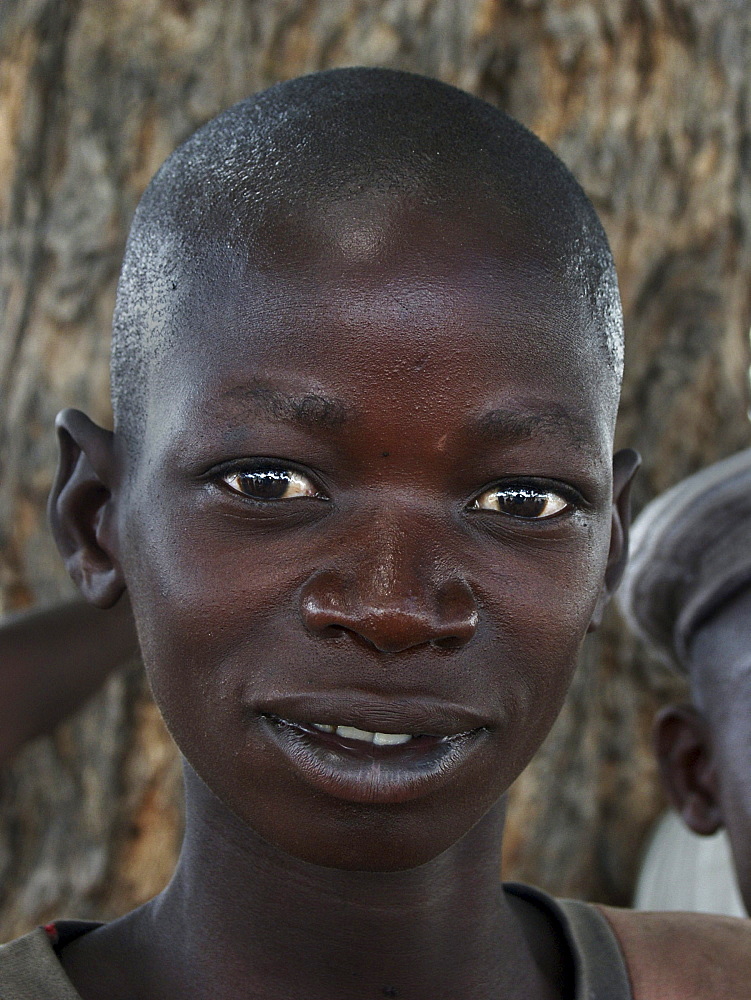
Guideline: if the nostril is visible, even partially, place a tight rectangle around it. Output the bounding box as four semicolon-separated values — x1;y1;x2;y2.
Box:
432;586;479;650
432;635;467;651
318;623;347;641
300;570;351;637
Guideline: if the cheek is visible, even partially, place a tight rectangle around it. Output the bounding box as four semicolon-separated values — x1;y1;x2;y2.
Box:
714;726;751;911
118;495;316;742
459;539;606;780
470;523;607;662
719;781;751;915
122;503;306;645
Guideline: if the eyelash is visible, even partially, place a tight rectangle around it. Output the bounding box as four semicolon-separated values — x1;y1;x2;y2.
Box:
213;461;581;523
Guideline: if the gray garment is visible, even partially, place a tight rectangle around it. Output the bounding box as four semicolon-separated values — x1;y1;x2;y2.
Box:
0;886;632;1000
0;927;83;1000
507;883;632;999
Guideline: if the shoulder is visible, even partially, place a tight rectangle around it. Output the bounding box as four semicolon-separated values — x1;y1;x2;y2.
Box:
0;926;85;1000
596;904;751;999
507;883;633;998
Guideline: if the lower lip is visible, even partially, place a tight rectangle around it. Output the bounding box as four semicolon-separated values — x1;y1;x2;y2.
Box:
261;715;486;805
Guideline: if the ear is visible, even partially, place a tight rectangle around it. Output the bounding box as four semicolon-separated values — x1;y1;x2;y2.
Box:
48;408;125;608
654;704;723;836
588;447;641;631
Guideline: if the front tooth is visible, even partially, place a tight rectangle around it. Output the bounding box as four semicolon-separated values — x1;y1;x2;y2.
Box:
313;723;335;733
373;732;412;746
336;725;375;743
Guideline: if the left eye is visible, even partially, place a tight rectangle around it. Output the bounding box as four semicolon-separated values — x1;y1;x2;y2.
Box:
471;485;571;520
222;466;321;501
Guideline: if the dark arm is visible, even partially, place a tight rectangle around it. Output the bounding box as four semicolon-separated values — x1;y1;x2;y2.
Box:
0;596;139;765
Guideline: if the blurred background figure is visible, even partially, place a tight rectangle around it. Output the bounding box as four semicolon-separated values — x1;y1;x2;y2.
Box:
620;447;751;917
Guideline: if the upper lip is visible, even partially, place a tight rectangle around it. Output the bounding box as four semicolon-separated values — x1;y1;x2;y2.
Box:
255;692;490;736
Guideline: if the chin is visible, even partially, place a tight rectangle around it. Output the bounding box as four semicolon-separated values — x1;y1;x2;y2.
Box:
183;737;506;873
249;790;504;874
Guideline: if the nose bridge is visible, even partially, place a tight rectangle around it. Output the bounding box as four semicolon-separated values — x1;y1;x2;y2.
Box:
362;505;424;604
345;500;453;614
300;502;478;652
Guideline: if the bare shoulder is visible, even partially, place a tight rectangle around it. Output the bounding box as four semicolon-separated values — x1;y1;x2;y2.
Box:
597;905;751;1000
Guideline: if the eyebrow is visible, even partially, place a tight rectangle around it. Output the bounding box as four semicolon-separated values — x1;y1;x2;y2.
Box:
473;406;594;449
217;384;351;429
214;387;595;448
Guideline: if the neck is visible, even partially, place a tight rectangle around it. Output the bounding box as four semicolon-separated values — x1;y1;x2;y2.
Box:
132;766;557;1000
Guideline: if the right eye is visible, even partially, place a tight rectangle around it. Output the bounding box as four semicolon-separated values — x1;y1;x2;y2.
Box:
221;465;322;501
471;484;571;520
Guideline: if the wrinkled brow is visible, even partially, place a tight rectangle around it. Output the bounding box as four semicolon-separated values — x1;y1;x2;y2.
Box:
474;406;595;450
217;384;350;428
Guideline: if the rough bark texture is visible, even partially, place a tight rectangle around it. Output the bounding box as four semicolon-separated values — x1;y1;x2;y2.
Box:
1;0;749;934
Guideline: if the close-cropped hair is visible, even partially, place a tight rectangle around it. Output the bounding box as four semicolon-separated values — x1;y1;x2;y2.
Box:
111;67;624;447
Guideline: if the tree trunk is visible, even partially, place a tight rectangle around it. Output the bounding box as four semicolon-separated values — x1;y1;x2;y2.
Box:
1;0;749;933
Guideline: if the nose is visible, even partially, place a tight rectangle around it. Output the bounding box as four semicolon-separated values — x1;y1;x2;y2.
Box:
300;518;478;654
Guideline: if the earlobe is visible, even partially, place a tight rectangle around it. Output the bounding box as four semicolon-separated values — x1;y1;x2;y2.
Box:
48;408;126;608
588;447;641;631
654;704;723;836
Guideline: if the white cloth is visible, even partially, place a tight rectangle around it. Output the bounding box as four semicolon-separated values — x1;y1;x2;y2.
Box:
633;810;745;917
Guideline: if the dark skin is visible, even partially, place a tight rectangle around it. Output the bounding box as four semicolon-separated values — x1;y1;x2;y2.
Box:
50;199;638;1000
654;584;751;915
0;595;137;765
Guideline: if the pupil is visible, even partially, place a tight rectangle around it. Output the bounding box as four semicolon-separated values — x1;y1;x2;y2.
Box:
499;489;546;518
240;469;290;499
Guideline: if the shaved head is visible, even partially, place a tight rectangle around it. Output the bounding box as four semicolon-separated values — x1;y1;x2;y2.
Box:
112;67;623;444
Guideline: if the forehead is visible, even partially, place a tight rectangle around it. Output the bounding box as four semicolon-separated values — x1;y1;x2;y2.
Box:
141;199;616;464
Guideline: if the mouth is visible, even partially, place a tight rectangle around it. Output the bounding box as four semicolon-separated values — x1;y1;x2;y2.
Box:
257;697;490;805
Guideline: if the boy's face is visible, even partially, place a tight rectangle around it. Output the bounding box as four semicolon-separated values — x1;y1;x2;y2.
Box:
84;201;629;869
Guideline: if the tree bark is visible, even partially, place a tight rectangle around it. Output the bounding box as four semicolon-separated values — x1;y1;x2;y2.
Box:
1;0;749;932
